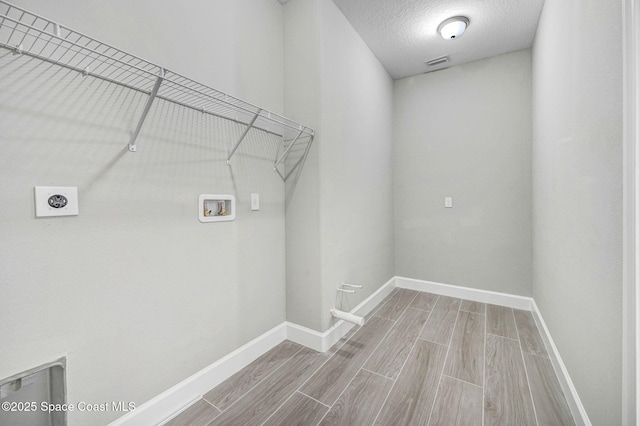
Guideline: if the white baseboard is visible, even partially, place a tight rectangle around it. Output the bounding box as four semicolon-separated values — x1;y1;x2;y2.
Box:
395;276;533;310
109;277;396;425
109;323;287;426
286;276;396;352
395;276;589;425
110;276;589;426
531;300;591;426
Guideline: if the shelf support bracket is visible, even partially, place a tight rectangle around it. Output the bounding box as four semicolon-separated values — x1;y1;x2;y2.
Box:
226;110;261;165
129;67;165;152
283;135;314;181
273;129;303;172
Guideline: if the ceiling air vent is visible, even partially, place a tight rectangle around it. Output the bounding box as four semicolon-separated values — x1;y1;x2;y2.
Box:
425;55;449;67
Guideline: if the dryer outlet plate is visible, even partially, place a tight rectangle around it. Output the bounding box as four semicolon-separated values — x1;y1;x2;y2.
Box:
34;186;79;217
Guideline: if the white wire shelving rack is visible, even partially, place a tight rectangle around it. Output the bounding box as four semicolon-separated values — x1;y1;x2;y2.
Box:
0;0;314;181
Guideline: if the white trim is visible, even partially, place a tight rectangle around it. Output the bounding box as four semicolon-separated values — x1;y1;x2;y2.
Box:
531;301;591;426
395;276;589;424
109;277;591;426
108;323;287;426
108;277;397;425
623;0;639;424
285;321;332;352
395;276;533;310
286;276;397;352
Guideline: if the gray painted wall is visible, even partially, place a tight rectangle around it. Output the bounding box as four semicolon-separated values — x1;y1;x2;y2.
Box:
283;0;324;332
317;0;395;331
284;0;395;332
394;49;533;296
532;0;623;424
0;1;286;424
1;0;625;424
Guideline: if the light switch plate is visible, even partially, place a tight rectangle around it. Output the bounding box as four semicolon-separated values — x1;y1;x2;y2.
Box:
444;197;453;208
251;193;260;211
34;186;79;217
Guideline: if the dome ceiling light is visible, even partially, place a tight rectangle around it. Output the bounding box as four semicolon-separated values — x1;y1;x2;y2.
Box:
438;16;469;39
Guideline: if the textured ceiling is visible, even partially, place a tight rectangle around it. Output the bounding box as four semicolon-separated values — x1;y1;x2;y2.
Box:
331;0;545;79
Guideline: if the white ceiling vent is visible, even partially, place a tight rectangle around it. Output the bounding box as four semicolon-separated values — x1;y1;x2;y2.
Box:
425;55;450;67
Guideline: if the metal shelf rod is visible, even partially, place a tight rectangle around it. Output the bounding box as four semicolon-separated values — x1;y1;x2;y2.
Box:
0;14;163;79
226;110;261;165
129;68;164;152
1;42;293;139
1;11;315;137
283;137;314;181
0;0;315;181
274;129;303;170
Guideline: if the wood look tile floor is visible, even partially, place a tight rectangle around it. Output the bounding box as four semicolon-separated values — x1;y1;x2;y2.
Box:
163;289;575;426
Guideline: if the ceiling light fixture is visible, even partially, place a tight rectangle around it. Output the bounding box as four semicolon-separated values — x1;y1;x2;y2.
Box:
438;16;469;40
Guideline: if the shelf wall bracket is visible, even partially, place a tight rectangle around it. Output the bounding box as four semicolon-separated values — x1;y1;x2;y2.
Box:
129;67;165;152
273;128;303;172
283;134;314;181
226;109;261;165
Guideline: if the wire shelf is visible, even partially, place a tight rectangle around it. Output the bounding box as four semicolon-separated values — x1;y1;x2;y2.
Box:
0;0;314;179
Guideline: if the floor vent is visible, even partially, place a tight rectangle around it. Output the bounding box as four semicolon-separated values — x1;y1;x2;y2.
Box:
0;358;66;426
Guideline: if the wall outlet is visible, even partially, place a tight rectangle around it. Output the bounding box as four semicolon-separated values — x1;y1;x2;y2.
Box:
444;197;453;208
34;186;79;217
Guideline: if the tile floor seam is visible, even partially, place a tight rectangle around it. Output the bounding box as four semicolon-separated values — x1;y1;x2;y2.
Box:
416;295;437;338
486;331;519;341
425;302;460;426
374;289;419;322
408;305;432;313
524;352;576;409
368;291;396;319
482;305;487;426
357;318;400;377
327;325;360;356
369;374;397;425
344;293;418;425
442;374;484;389
292;352;333;398
416;336;450;347
458;386;468;425
459;303;486;315
512;310;541;426
361;367;396;382
295;390;332;408
316;365;365;424
205;345;306;414
373;314;397;321
161;397;202;426
202;398;222;413
406;306;433;314
259;387;298;426
523;351;551;361
521;353;577;425
522;349;551;359
370;295;437;426
359;293;419;374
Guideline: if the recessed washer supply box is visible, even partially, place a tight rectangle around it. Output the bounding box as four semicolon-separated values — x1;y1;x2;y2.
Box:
199;194;235;222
